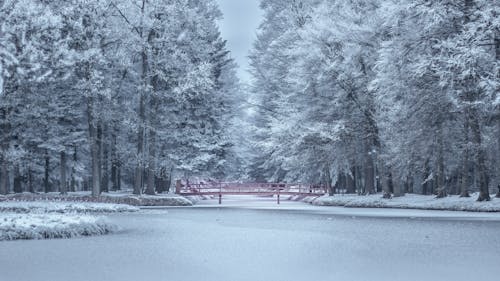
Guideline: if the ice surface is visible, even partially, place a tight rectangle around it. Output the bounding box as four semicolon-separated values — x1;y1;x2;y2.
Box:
1;196;499;281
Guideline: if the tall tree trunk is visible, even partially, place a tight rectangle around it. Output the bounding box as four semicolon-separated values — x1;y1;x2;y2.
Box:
88;97;100;197
460;120;470;197
422;158;431;195
145;91;157;195
101;126;109;193
60;150;67;195
13;164;22;193
145;129;156;195
27;165;34;193
470;110;490;201
134;63;147;195
436;125;447;198
97;122;103;193
134;0;148;196
380;165;391;199
44;150;50;193
117;163;121;191
0;155;8;195
364;140;375;194
111;128;119;191
70;146;77;192
324;166;334;196
346;166;356;194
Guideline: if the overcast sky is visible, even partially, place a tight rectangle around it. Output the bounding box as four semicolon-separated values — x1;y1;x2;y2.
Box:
215;0;262;83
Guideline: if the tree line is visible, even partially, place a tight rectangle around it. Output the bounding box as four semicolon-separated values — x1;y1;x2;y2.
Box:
0;0;241;196
247;0;499;200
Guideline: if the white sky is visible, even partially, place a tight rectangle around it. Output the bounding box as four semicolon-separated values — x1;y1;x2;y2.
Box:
215;0;262;83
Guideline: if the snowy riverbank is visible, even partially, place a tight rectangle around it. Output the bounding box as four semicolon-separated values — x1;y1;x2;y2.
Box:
0;201;137;241
308;193;500;212
0;201;139;213
0;191;193;207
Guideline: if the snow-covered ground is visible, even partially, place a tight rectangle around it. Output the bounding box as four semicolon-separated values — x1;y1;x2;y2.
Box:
310;193;500;212
0;201;136;241
0;201;139;213
1;191;193;206
1;198;499;281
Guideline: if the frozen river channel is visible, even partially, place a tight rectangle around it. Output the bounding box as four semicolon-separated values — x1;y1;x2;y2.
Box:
1;196;500;281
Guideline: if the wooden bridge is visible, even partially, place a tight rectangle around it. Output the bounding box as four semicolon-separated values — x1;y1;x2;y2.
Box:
175;182;327;204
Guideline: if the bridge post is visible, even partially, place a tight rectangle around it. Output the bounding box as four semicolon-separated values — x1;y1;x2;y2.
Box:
277;188;280;205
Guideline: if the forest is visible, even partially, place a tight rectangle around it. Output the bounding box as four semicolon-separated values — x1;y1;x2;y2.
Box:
1;0;499;201
0;0;242;196
246;0;499;201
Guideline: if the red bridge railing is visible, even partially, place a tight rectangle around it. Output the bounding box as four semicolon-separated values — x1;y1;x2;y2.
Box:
175;181;327;204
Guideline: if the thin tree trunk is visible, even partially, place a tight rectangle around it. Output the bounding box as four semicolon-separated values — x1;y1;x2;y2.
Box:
13;163;22;193
346;166;356;194
88;97;100;197
44;150;50;193
117;163;121;190
325;166;334;196
111;129;119;191
436;125;447;198
166;166;173;193
145;130;156;195
421;158;431;195
145;95;157;195
70;146;77;192
134;0;148;196
97;122;103;193
379;165;391;199
0;155;8;195
27;165;34;193
364;140;375;194
60;150;67;195
470;111;490;201
101;126;109;193
460;120;470;197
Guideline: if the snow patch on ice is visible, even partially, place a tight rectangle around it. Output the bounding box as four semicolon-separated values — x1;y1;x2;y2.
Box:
312;193;500;212
0;201;139;214
3;191;193;207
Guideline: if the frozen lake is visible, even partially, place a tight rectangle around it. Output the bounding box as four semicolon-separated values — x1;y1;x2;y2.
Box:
1;196;500;281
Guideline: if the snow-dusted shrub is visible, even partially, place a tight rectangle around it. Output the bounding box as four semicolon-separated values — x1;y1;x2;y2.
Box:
0;214;117;241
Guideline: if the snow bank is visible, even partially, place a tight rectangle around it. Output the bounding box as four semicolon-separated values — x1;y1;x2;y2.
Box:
0;214;116;241
5;192;193;207
0;201;139;214
311;193;500;212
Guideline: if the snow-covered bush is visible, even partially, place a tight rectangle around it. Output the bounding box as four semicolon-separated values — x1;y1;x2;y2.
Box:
0;214;116;241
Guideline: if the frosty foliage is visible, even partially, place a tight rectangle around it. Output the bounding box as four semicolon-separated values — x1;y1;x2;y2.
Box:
247;0;499;200
0;0;243;196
